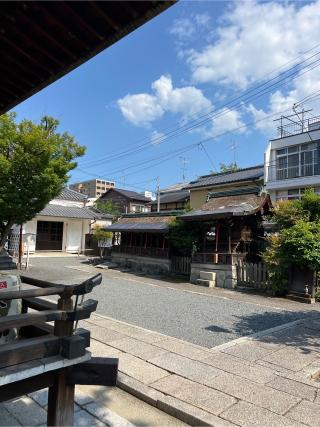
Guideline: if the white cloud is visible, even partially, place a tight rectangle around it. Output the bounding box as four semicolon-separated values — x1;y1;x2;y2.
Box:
211;108;246;135
150;130;165;146
188;1;320;89
248;67;320;135
169;13;210;40
118;75;211;127
117;93;164;127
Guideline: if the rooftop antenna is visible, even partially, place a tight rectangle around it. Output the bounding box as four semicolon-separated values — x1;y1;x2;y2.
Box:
228;141;238;164
179;156;189;181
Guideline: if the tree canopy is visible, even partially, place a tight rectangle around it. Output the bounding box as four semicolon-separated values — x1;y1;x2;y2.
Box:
219;162;240;173
262;189;320;292
93;200;121;220
0;112;85;248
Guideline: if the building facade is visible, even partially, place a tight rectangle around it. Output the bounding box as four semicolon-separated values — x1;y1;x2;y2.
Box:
265;115;320;201
185;165;264;209
150;188;189;212
9;189;112;254
99;188;151;214
70;179;115;198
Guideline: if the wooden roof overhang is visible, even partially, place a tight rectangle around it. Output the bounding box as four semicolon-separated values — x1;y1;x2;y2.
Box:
181;195;272;222
0;1;175;114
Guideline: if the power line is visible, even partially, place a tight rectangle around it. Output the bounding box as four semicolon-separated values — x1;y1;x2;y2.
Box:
78;46;320;168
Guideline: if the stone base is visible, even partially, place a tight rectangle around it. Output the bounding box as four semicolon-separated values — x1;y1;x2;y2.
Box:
286;294;315;304
191;263;237;289
196;278;215;288
0;252;17;270
112;252;171;276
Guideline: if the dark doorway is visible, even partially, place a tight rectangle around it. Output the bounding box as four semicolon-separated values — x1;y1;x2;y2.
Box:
36;221;63;251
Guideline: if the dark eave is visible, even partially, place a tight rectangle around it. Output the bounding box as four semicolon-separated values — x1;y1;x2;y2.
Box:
0;1;175;114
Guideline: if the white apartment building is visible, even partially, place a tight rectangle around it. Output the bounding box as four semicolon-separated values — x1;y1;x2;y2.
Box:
265;114;320;201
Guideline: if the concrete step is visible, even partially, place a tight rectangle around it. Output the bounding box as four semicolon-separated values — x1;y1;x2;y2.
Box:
196;278;215;288
199;271;216;281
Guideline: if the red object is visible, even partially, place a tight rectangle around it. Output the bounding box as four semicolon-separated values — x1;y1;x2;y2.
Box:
0;281;8;289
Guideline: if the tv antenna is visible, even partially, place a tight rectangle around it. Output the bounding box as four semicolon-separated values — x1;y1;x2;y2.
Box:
179;156;189;181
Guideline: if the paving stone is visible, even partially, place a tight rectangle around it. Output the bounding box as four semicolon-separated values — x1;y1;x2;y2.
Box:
220;400;305;427
222;342;274;362
3;396;47;426
157;395;236;427
286;399;320;426
211;371;300;415
267;376;317;401
256;360;296;376
118;353;169;384
75;386;95;406
74;409;107;426
152;374;237;416
148;352;222;387
203;352;276;384
0;404;21;426
88;325;127;344
85;402;135;427
29;389;48;407
153;338;212;361
117;373;165;406
109;337;168;360
262;347;320;372
90;340;123;358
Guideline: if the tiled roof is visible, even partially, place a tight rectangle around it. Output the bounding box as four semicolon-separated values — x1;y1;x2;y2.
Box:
150;190;189;205
160;183;186;193
56;188;87;202
106;213;175;233
38;204;107;220
181;194;271;221
185;165;264;189
101;188;151;202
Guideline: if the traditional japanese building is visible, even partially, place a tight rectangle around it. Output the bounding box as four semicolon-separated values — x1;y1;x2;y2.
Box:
106;211;180;274
181;190;272;287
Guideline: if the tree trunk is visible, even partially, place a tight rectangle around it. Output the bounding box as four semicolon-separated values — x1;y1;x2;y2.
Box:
0;220;14;252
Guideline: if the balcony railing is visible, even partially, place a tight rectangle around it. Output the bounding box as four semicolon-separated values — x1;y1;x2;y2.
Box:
112;245;169;259
192;252;247;265
277;115;320;138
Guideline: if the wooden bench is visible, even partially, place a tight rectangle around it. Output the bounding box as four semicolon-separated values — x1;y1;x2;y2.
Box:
0;273;118;426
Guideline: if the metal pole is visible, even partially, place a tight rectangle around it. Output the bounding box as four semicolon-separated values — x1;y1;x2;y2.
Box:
157;177;160;213
18;224;23;270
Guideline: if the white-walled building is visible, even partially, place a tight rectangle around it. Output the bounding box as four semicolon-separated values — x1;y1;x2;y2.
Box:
10;188;112;254
265;114;320;201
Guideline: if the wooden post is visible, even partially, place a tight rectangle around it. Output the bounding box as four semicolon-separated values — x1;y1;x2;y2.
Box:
18;224;23;269
214;225;220;263
48;288;75;426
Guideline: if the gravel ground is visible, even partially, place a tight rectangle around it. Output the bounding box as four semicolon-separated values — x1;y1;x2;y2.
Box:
22;256;320;348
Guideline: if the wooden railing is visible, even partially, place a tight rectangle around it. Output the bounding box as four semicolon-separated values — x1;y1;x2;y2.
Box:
113;245;169;259
192;252;247;265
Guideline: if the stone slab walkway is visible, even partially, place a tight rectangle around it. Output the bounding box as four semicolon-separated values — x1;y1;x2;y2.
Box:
82;313;320;427
2;312;320;426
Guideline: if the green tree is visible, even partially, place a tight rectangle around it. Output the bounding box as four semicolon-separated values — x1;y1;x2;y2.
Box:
94;200;121;220
262;189;320;292
0;112;85;249
168;219;201;256
92;226;112;259
219;162;240;173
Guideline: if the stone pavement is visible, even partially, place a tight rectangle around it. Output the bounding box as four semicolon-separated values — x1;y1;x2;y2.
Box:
2;312;320;426
81;313;320;427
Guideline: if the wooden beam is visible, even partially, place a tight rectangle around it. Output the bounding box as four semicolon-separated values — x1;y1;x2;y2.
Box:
47;368;75;426
66;357;118;386
63;3;105;41
23;297;57;312
89;2;120;31
0;310;65;332
0;287;65;301
0;371;55;402
0;335;60;368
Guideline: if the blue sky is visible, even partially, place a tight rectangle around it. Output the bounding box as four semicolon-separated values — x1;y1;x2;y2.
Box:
13;0;320;194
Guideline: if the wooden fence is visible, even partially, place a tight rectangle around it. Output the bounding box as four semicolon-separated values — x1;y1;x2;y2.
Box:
171;256;191;276
236;262;270;290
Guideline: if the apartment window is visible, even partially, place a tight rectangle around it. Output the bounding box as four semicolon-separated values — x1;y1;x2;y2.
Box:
275;141;320;180
276;187;320;200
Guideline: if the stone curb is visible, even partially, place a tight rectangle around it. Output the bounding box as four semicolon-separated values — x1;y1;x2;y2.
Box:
117;373;226;426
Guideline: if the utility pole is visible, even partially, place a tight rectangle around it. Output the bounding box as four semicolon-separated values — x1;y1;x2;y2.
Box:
156;177;160;213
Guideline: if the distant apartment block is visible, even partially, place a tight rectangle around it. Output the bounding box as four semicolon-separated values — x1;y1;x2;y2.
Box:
265;112;320;201
70;179;115;198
